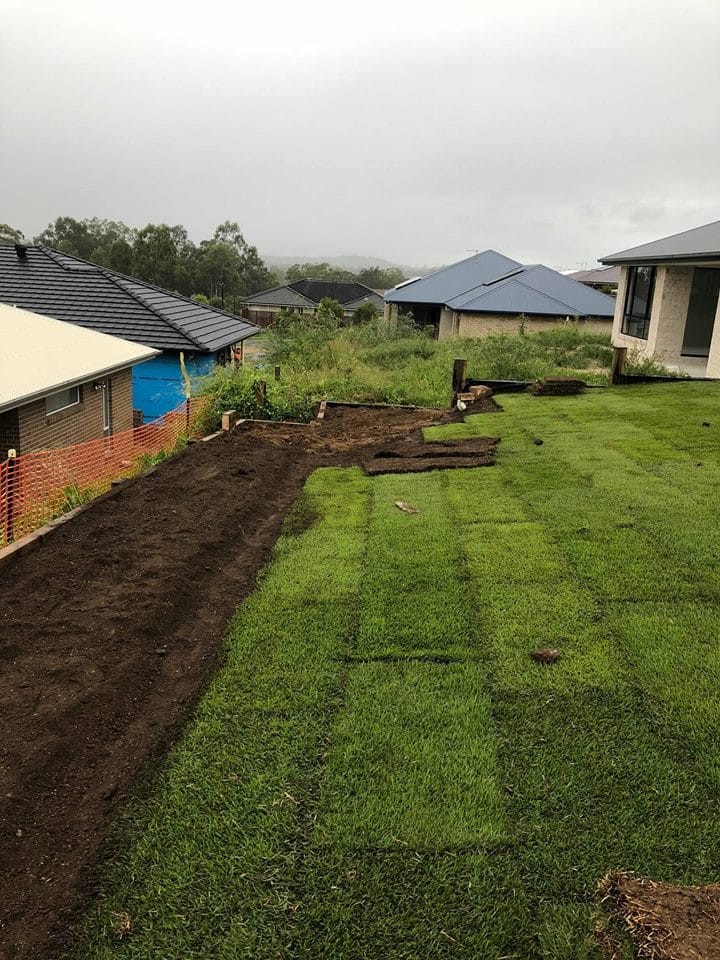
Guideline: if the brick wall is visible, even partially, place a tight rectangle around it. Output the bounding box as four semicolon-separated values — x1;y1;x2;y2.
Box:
454;313;613;339
0;409;20;459
11;368;135;456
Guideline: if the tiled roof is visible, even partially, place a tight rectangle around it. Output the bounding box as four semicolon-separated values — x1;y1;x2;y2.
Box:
243;278;381;307
0;244;259;352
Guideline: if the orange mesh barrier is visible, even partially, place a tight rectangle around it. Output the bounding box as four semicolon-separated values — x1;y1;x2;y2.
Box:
0;397;209;548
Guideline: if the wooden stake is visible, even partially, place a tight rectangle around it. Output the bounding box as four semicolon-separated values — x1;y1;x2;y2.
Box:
610;346;627;384
451;358;468;408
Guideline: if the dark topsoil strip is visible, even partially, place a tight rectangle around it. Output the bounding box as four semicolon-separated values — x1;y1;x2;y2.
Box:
0;404;486;960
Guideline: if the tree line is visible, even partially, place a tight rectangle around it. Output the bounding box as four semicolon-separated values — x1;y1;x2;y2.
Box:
0;218;407;312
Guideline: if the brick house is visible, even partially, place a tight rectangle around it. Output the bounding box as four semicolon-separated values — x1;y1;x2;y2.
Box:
241;279;385;327
600;221;720;377
383;250;616;339
0;243;259;422
0;303;158;458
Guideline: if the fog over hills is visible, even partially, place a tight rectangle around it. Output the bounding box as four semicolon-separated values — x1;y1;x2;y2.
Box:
262;254;434;277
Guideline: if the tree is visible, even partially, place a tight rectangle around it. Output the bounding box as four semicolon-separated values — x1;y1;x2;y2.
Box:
315;297;344;330
357;265;406;288
285;262;356;282
131;223;198;294
199;221;274;299
0;223;24;243
352;300;380;324
35;216;134;263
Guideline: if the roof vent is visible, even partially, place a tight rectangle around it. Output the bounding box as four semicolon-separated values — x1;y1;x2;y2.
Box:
14;243;28;260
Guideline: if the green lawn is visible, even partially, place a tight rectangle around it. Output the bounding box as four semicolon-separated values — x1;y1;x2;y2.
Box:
75;383;720;959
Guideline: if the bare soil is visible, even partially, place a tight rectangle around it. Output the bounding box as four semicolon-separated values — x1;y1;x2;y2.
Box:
597;871;720;959
363;436;499;475
0;403;496;960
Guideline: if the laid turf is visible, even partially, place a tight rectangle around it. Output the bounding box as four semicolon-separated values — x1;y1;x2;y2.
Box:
75;382;720;959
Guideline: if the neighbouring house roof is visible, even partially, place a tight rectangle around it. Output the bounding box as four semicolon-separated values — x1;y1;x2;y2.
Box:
243;278;385;310
384;250;521;305
0;244;259;352
601;221;720;265
0;302;159;415
567;266;621;285
385;250;616;317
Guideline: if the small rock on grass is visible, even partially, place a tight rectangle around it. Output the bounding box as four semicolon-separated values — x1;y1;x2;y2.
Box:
531;648;561;664
395;501;421;514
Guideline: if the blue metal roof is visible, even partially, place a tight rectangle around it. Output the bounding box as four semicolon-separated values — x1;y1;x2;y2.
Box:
384;250;521;305
385;251;616;317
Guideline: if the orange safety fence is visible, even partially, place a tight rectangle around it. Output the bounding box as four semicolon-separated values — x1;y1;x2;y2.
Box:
0;397;209;548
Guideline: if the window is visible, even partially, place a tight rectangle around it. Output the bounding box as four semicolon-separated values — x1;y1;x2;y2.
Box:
622;266;656;339
46;385;80;415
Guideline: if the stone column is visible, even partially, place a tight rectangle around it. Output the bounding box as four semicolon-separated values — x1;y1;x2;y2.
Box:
646;265;694;365
704;294;720;378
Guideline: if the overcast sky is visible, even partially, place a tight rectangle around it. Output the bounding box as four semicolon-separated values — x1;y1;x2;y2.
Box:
2;0;719;270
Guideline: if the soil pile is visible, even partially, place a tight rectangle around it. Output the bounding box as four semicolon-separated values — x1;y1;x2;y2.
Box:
597;870;720;959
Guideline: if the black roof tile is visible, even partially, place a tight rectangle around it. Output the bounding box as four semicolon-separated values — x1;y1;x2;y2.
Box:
0;244;259;352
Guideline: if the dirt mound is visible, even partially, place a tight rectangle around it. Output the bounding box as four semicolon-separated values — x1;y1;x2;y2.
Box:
531;376;586;396
0;402;489;960
363;436;499;475
597;871;720;959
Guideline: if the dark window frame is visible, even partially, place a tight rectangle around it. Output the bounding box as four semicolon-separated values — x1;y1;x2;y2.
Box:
621;265;656;340
45;384;81;415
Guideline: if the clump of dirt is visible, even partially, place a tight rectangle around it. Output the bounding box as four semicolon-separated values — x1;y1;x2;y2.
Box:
531;377;586;396
0;401;490;960
596;870;720;959
364;436;499;475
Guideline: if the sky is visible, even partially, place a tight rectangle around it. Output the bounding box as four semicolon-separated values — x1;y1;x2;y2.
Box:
1;0;719;271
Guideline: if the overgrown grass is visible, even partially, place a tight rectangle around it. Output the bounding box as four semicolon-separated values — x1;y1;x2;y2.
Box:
198;321;667;425
74;382;720;959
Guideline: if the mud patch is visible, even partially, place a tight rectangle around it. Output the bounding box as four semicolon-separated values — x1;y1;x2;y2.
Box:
597;870;720;959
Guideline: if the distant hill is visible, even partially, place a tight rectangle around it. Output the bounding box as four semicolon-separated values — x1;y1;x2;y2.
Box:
262;253;433;277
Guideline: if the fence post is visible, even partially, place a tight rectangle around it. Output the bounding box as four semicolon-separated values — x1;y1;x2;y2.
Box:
610;346;627;385
274;365;281;382
254;380;267;419
451;358;468;408
6;448;17;544
185;398;191;434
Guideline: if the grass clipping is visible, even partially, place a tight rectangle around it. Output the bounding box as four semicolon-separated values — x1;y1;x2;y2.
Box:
596;870;720;959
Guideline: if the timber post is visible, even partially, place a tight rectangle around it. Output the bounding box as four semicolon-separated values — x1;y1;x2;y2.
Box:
451;358;468;408
610;346;628;385
6;449;17;544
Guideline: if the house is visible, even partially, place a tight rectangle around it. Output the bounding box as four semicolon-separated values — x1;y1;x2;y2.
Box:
566;266;621;292
601;221;720;377
241;279;385;326
0;243;260;422
0;302;158;458
384;251;616;339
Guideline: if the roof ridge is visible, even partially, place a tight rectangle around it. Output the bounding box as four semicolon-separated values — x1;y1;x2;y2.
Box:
37;244;256;348
103;272;204;349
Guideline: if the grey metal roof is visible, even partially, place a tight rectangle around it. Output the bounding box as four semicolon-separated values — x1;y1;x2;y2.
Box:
601;220;720;265
0;244;259;352
243;284;317;308
386;251;615;317
343;292;385;312
385;250;521;305
567;266;621;284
